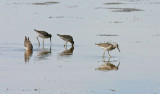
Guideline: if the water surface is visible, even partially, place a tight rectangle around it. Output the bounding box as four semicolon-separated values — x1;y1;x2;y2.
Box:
0;0;160;94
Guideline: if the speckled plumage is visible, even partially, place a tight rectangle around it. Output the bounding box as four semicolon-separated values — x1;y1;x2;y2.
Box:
96;42;120;57
34;29;52;46
24;36;33;51
57;34;74;46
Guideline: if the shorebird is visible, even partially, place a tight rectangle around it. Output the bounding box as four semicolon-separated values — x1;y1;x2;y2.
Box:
34;29;52;46
57;34;74;47
24;36;33;51
96;42;120;57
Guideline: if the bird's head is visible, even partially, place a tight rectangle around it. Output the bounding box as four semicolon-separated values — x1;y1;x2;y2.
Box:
71;40;74;47
49;34;52;43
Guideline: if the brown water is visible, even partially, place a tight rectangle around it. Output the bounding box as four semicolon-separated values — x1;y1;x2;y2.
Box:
0;0;160;94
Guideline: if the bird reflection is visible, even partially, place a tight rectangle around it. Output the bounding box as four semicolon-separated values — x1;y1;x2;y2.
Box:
96;57;120;71
59;46;74;56
24;50;33;63
35;46;52;61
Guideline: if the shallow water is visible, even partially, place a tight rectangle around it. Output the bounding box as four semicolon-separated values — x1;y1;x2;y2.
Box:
0;0;160;94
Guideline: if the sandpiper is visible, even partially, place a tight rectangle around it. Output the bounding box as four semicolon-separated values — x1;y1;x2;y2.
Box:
57;34;74;47
96;42;120;57
34;29;52;46
24;36;33;50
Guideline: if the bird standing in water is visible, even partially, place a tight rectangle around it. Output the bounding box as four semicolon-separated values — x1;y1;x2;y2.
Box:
34;29;52;46
24;36;33;51
96;42;120;57
57;34;74;47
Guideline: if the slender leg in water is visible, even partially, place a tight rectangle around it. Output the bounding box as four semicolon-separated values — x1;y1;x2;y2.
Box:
42;39;44;47
103;50;107;58
37;36;40;46
64;42;67;47
108;51;112;57
107;57;111;62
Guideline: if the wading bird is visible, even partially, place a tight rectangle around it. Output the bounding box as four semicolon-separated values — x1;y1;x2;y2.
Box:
57;34;74;47
96;42;120;57
34;29;52;46
24;36;33;51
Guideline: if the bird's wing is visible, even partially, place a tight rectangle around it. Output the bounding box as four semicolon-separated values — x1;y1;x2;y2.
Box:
38;31;49;36
34;29;48;36
58;35;73;40
96;43;111;47
65;35;73;40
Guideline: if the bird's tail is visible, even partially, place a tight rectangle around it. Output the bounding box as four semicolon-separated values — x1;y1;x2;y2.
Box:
95;43;100;46
57;34;61;36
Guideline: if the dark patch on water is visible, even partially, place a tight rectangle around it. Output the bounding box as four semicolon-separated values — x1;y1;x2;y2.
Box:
105;2;160;5
149;2;160;4
104;2;124;5
109;21;122;23
66;5;78;8
12;2;59;5
54;16;65;18
32;1;59;5
95;7;106;9
152;34;160;37
128;0;141;2
108;8;143;12
48;16;83;20
129;41;142;43
96;34;119;36
109;89;116;92
13;3;23;5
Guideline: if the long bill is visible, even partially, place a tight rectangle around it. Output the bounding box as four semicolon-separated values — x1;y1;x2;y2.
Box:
117;47;120;52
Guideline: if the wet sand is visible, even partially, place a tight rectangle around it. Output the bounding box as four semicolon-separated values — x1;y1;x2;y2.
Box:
0;0;160;94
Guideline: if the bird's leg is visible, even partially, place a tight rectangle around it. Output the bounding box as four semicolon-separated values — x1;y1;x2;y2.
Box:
117;62;120;68
50;43;52;48
42;40;44;48
65;45;67;50
50;38;52;47
37;36;40;47
108;51;112;58
42;39;44;47
102;55;105;62
49;46;52;53
64;42;67;47
42;44;44;49
103;50;107;58
108;57;111;62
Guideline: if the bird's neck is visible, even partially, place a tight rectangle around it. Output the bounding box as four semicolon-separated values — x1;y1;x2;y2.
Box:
112;44;117;49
